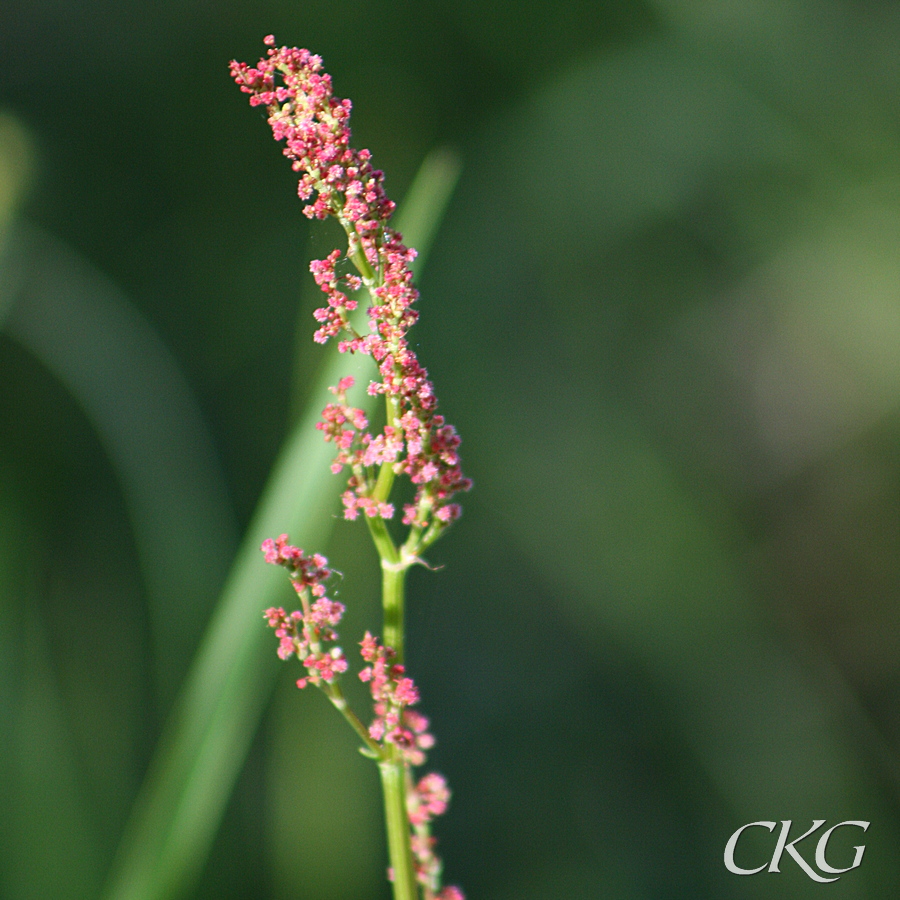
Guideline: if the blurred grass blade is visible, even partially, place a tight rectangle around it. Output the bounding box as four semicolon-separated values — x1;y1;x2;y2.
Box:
101;147;461;900
0;109;34;304
1;223;239;705
399;146;461;279
0;495;105;900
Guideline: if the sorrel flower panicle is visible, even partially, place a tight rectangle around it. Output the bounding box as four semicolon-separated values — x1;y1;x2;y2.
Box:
231;37;470;553
232;36;469;900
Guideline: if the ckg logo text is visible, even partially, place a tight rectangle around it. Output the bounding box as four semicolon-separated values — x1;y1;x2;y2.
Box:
724;820;870;883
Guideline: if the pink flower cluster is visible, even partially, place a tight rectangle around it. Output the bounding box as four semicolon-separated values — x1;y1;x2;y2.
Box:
261;537;462;897
261;533;330;596
408;773;464;898
358;631;435;766
231;37;471;533
408;772;450;828
262;535;347;688
317;376;398;520
358;636;461;899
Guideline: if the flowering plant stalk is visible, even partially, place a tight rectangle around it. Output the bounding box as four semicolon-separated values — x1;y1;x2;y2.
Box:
231;37;470;900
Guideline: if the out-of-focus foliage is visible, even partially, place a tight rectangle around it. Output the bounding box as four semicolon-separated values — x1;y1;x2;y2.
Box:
2;1;900;899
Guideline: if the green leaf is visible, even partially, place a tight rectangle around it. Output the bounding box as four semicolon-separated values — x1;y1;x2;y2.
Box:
1;224;239;705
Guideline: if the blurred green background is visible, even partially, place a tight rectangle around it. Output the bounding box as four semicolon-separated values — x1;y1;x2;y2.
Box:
3;0;900;898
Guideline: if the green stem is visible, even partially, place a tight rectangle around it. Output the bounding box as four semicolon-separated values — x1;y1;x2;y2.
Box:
349;241;377;283
372;496;415;900
381;560;407;664
323;684;382;757
379;753;419;900
365;515;399;567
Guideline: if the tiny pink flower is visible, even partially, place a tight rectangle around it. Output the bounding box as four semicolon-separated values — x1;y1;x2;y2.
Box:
438;888;465;900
